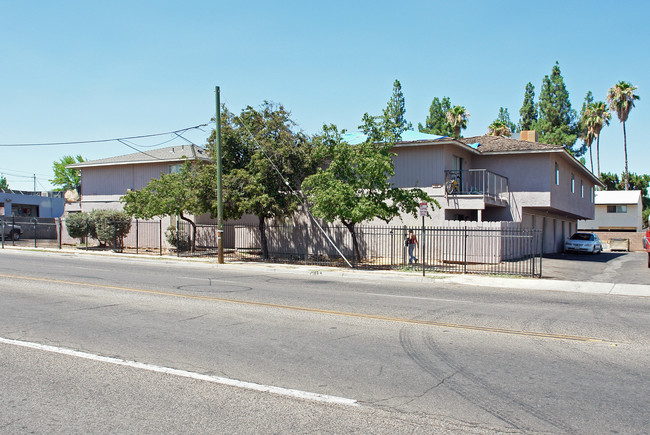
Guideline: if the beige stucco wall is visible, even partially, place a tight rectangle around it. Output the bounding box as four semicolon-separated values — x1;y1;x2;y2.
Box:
81;163;170;197
548;154;596;220
391;144;446;188
578;202;643;231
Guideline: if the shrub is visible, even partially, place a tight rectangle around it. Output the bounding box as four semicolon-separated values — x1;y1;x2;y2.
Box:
90;209;132;249
165;224;190;251
65;212;93;241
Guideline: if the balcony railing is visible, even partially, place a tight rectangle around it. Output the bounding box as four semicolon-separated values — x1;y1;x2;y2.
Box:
444;169;509;200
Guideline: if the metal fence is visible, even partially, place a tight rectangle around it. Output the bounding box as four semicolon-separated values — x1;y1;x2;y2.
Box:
1;216;60;249
174;222;543;277
1;217;543;277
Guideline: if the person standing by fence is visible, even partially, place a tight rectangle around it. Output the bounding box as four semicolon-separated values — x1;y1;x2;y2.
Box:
406;229;418;264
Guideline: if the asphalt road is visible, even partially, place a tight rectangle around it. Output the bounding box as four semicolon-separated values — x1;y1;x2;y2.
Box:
542;251;649;284
1;250;648;434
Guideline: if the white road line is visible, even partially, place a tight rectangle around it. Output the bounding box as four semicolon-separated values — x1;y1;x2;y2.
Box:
0;336;358;407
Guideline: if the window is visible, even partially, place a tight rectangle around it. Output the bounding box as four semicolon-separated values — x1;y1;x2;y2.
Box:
169;164;181;174
555;162;560;185
581;181;584;198
591;187;594;203
607;205;627;213
571;174;575;193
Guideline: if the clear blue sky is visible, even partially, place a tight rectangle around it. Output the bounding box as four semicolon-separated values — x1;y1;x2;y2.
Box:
1;0;648;190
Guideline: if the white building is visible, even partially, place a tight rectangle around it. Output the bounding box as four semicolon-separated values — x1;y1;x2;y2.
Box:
578;190;643;232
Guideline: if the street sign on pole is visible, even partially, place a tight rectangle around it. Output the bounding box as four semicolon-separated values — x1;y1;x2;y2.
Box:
419;202;428;217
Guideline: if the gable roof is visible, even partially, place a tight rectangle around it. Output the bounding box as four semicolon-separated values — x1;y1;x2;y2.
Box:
459;134;603;187
67;145;211;169
459;135;563;153
342;130;447;145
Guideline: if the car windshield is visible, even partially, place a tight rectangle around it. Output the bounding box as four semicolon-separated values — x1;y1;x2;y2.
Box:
570;233;593;241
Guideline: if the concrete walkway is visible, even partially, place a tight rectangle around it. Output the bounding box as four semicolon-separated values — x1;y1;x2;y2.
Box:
2;245;649;298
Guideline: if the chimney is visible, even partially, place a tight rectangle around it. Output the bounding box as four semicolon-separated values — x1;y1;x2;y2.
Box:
520;130;538;142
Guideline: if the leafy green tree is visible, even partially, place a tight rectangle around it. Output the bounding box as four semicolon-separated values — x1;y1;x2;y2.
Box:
50;155;85;191
518;82;537;131
205;102;315;259
599;172;620;190
418;96;454;136
607;81;640;190
122;161;204;251
0;176;8;190
534;62;577;151
487;119;511;137
601;172;649;194
446;106;470;139
382;80;412;138
302;119;437;264
601;171;650;227
497;107;516;133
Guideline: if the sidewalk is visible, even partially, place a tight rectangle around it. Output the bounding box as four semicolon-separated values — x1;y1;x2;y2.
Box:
3;245;650;298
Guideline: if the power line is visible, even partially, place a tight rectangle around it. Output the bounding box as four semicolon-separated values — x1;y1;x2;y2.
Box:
0;167;50;178
0;124;208;147
233;111;353;268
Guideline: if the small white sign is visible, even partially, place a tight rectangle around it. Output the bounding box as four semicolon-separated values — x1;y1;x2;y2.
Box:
419;202;428;217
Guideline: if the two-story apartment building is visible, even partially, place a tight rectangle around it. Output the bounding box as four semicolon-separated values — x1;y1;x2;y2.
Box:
66;144;211;214
345;130;602;253
68;132;601;254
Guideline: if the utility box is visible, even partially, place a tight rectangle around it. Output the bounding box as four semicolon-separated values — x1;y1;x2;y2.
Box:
609;238;630;252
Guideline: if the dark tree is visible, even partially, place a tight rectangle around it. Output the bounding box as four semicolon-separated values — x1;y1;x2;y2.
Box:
205;102;316;259
418;96;454;136
518;82;537;131
534;62;578;150
497;107;517;133
383;80;412;138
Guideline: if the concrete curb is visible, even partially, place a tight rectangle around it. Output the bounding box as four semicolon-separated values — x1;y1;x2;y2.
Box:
3;245;649;298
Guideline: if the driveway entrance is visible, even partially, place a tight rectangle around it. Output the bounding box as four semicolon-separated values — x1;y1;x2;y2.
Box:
542;252;648;285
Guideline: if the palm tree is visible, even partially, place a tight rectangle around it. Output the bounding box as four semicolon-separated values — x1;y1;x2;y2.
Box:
588;101;611;178
607;81;640;190
584;126;595;173
580;104;596;173
487;119;511;137
446;106;470;139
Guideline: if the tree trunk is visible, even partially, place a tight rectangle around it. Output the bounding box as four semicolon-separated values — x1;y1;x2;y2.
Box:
596;134;601;179
589;145;594;174
343;221;360;265
258;216;269;260
623;122;629;190
180;213;196;252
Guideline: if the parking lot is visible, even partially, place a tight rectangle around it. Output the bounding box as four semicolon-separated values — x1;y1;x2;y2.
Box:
542;251;649;285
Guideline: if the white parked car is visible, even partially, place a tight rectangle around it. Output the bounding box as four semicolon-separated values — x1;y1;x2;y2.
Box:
564;232;602;255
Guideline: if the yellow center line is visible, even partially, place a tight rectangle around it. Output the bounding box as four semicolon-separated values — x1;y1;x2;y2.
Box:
0;273;609;343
